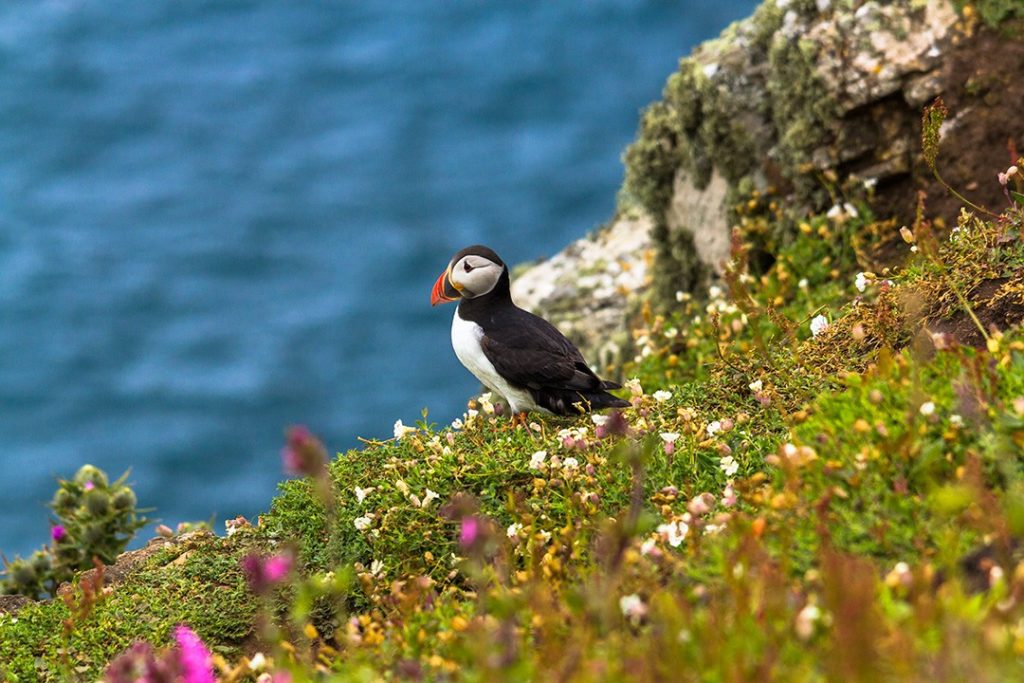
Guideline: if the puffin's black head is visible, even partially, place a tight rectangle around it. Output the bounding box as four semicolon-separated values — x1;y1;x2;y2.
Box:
431;245;507;306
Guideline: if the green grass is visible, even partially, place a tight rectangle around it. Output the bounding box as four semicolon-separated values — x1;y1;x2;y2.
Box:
0;532;259;681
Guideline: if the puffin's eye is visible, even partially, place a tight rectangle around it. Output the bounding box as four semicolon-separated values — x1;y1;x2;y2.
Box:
464;262;474;272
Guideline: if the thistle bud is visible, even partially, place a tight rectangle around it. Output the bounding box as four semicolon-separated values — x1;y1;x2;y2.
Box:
85;489;111;516
30;550;52;575
10;560;37;586
74;465;108;488
112;488;137;511
51;487;78;512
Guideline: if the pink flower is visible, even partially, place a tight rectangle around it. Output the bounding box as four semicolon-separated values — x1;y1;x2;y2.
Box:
174;625;214;683
83;481;95;491
687;493;714;516
459;517;480;547
51;525;67;543
241;552;293;594
263;554;292;582
722;484;737;507
281;425;327;477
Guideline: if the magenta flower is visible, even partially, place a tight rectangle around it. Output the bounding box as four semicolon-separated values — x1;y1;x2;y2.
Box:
241;552;293;594
83;481;95;491
459;516;480;547
174;625;214;683
281;425;327;477
51;525;67;543
263;554;292;582
281;445;302;474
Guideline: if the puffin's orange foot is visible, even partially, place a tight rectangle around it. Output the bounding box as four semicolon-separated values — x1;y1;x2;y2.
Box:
511;411;529;428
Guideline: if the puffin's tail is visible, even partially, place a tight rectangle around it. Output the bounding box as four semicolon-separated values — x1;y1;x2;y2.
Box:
532;387;629;415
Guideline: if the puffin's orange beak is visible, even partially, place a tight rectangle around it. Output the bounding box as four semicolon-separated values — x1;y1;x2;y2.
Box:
431;270;460;306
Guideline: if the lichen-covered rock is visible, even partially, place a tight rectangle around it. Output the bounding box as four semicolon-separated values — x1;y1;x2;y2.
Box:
621;0;1024;305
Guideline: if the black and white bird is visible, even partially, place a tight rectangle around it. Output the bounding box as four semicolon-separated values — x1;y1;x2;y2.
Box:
431;245;629;416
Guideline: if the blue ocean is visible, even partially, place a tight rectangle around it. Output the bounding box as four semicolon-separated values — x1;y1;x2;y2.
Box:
0;0;756;557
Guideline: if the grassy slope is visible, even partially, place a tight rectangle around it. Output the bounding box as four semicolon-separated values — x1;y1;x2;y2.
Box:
2;196;1024;680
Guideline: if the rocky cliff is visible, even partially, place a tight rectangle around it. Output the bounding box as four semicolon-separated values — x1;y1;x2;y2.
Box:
515;0;1024;367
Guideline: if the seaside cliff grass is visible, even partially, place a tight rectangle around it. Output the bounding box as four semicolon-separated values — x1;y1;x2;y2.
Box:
2;180;1024;678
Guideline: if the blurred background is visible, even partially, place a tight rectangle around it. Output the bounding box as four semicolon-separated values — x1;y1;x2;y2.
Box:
0;0;756;556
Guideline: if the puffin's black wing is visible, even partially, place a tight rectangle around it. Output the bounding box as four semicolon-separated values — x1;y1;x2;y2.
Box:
480;308;627;414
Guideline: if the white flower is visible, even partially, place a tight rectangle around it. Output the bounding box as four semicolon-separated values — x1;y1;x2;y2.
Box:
919;401;936;416
393;419;417;440
395;480;410;495
749;380;763;393
720;455;739;477
640;538;657;555
478;392;495;414
619;593;646;619
563;457;579;470
660;432;680;444
657;520;689;547
529;450;547;469
624;377;643;397
706;421;722;437
370;559;384;576
354;515;373;531
507;523;523;538
537;530;552;544
795;603;821;640
451;418;464;430
798;278;809;290
653;390;672;402
592;414;609;427
248;652;267;671
421;488;440;508
854;272;869;292
950;414;963;427
355;486;373;504
810;315;829;337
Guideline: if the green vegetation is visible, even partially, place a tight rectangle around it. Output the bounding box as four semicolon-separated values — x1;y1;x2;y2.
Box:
956;0;1024;28
1;465;148;600
3;174;1023;679
0;531;258;680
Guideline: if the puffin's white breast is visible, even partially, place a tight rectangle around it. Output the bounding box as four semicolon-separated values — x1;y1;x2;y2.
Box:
451;309;541;413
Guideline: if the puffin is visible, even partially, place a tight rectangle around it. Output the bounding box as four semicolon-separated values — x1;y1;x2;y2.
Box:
431;245;630;416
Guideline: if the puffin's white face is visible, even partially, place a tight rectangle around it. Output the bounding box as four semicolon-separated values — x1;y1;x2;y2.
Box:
447;254;503;298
